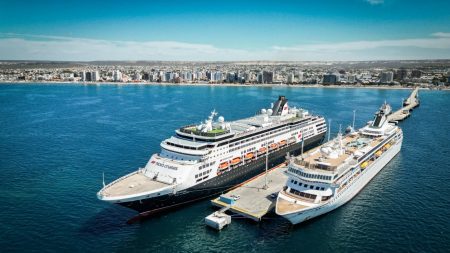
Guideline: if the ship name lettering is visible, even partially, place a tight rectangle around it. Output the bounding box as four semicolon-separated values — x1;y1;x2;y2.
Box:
156;162;178;170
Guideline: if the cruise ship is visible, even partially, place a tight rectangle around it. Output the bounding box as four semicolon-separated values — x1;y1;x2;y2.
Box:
276;104;402;225
97;96;327;214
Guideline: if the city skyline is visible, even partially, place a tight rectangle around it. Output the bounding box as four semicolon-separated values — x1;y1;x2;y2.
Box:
1;0;450;61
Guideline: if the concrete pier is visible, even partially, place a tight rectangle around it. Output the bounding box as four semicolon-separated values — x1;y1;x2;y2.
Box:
388;87;420;122
210;163;288;221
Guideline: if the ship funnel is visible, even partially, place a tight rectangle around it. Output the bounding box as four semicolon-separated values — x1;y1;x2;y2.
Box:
271;96;288;116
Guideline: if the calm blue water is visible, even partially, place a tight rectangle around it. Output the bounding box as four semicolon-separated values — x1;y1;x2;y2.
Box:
0;84;449;253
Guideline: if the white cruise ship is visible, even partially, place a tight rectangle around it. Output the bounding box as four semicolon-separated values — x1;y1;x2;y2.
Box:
276;104;402;225
97;96;327;215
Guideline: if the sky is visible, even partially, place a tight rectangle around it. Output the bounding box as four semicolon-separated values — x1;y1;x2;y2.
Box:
0;0;450;61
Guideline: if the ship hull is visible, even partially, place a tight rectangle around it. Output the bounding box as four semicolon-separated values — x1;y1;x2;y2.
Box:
119;132;326;215
280;137;402;225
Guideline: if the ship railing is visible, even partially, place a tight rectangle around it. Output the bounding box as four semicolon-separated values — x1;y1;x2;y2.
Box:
232;116;307;139
99;169;143;195
293;158;337;172
179;125;231;137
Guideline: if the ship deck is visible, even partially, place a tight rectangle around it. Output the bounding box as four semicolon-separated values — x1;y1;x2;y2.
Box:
295;133;385;170
101;172;169;197
275;197;309;214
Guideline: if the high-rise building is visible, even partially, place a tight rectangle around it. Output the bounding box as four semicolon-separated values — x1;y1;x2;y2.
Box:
185;72;193;81
160;73;166;82
226;72;236;83
196;71;203;80
394;69;408;80
322;73;339;84
297;71;304;82
214;71;222;82
133;73;141;81
91;71;100;81
85;72;92;81
243;72;251;82
262;71;274;83
411;70;422;78
287;73;295;84
347;75;356;83
257;73;263;83
380;71;394;83
113;70;122;82
80;71;86;81
165;72;173;82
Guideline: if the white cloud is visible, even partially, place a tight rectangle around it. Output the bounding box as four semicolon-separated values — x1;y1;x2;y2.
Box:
431;32;450;38
1;33;450;61
365;0;384;5
0;33;255;61
272;37;450;52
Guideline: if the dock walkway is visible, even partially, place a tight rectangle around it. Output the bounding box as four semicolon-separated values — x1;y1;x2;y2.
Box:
387;87;420;122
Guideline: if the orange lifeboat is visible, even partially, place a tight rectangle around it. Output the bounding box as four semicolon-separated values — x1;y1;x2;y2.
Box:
258;147;267;154
230;157;241;166
269;143;278;150
279;140;287;146
219;162;229;170
245;152;254;160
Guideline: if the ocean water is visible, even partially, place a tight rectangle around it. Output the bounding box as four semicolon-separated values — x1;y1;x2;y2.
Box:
0;84;449;253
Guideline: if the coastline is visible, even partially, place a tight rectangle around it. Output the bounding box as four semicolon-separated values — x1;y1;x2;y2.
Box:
0;80;448;90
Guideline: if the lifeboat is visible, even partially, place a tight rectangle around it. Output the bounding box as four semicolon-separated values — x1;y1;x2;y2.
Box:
279;140;287;146
245;152;254;160
230;157;241;166
219;162;229;170
288;137;296;144
269;143;278;150
375;150;383;157
258;147;267;154
384;143;391;149
361;161;369;169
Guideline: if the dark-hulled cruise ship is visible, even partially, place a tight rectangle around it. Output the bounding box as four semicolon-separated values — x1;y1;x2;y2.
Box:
97;96;327;215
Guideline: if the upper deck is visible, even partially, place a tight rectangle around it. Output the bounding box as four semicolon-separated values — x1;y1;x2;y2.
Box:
179;125;231;137
292;130;388;174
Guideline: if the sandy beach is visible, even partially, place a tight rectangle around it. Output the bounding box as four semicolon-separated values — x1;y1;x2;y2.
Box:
1;80;448;90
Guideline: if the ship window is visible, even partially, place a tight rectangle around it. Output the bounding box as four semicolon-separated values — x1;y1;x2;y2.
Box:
290;179;294;184
322;195;331;201
315;186;320;190
310;185;314;189
298;183;302;186
294;181;298;185
304;184;308;188
320;187;325;191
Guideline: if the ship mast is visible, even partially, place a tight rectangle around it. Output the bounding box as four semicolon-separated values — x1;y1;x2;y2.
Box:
263;141;269;190
352;110;356;129
327;119;332;142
